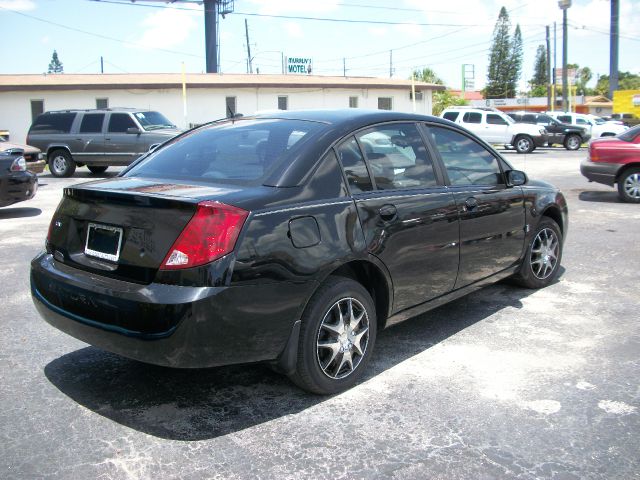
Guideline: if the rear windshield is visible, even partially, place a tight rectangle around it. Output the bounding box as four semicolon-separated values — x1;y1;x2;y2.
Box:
124;119;323;185
617;125;640;142
133;111;176;131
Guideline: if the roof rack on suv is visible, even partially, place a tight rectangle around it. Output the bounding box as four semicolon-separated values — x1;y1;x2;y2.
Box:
45;107;140;114
445;106;501;112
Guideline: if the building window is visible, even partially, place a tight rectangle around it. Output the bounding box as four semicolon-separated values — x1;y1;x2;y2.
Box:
409;91;423;100
225;96;237;117
278;96;288;110
349;96;359;108
96;98;109;109
31;100;44;121
378;97;392;110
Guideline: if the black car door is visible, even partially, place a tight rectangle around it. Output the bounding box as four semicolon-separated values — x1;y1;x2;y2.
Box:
336;122;460;313
424;123;526;289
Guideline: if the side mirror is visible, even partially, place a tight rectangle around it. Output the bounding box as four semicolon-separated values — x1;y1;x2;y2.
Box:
127;127;141;135
507;169;527;186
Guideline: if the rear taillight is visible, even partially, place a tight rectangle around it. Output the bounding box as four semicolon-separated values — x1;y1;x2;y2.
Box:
160;201;248;270
10;156;26;172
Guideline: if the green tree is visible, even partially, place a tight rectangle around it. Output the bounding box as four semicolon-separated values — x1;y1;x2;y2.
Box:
594;71;640;96
432;90;468;116
507;24;523;97
530;45;547;91
485;7;512;98
47;50;63;74
567;63;593;95
412;67;443;85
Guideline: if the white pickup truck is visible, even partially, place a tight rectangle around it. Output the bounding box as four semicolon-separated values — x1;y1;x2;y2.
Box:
441;107;548;153
546;112;628;139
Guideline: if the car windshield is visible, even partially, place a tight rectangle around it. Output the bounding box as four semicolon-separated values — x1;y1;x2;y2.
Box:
125;118;323;185
133;111;176;131
617;125;640;142
502;114;514;124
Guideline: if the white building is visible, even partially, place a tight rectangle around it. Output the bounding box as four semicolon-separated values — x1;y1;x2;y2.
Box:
0;73;442;143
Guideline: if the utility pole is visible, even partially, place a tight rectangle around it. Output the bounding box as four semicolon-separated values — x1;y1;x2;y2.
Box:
389;50;393;78
100;56;104;74
204;0;218;73
546;26;551;110
343;58;346;77
553;21;557;110
559;1;572;112
245;19;252;74
609;0;619;99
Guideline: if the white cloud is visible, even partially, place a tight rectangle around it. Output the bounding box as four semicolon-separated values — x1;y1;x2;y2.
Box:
394;23;422;39
136;4;199;50
368;26;388;37
245;0;339;15
40;35;49;45
284;22;303;38
0;0;35;10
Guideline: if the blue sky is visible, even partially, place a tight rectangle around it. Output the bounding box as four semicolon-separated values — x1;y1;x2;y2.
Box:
1;0;638;91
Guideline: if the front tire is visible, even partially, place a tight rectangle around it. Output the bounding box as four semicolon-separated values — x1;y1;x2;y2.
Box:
289;276;377;395
617;168;640;203
514;135;534;154
563;134;582;151
512;218;563;289
48;149;76;178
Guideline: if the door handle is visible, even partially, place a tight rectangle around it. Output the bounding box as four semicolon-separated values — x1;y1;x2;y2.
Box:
379;204;397;221
464;197;478;210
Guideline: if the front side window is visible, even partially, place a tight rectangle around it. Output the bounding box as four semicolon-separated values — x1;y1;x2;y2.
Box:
429;126;503;186
80;114;105;133
487;114;508;125
126;119;322;185
108;113;138;133
558;115;572;123
357;123;437;190
462;112;482;124
336;137;372;193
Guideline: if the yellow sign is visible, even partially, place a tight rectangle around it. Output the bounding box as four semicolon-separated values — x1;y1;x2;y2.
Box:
613;89;640;115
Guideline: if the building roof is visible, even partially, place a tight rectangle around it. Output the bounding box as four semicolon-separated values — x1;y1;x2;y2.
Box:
584;95;613;107
0;73;445;92
449;89;484;101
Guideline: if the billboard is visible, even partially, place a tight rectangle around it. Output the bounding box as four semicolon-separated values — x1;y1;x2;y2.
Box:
286;57;312;75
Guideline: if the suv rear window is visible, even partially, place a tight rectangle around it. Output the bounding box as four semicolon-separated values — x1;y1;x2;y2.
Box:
125;119;323;185
29;113;76;134
80;114;105;133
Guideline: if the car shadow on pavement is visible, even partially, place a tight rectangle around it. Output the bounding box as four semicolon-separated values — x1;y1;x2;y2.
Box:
578;190;622;203
0;207;42;219
44;283;536;442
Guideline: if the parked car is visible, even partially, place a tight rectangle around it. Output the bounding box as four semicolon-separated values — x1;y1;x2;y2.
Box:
441;106;548;153
0;153;38;207
581;125;640;203
546;112;628;139
609;113;640;127
26;108;180;177
0;140;46;174
507;111;589;150
31;110;568;394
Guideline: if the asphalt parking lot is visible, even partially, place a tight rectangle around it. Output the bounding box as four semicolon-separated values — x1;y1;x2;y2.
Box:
1;149;638;480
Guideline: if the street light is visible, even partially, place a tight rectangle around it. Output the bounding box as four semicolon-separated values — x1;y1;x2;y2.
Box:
559;0;571;112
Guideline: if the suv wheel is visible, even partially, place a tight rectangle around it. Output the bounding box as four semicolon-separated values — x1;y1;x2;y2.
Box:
563;134;581;151
289;276;377;395
514;135;534;154
617;168;640;203
48;150;76;178
512;218;563;289
87;166;108;175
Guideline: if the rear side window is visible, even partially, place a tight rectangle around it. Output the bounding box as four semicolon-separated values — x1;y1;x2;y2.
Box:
108;114;138;133
79;114;105;133
487;114;508;125
443;111;459;122
357;123;437;190
125;119;323;185
462;112;482;124
558;115;572;123
336;137;372;193
429;126;503;186
29;113;76;134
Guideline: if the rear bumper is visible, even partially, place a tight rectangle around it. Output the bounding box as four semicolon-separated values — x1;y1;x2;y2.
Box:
580;160;622;187
31;252;316;368
0;171;37;207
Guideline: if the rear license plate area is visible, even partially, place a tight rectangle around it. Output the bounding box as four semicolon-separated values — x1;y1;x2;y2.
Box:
84;223;123;262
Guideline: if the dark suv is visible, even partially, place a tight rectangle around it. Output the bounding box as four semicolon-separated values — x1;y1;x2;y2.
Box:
508;112;589;150
27;108;180;177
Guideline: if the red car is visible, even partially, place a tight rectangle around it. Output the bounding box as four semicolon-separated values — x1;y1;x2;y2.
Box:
581;125;640;203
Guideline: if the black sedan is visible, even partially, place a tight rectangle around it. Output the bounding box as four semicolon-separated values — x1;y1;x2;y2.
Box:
31;110;568;394
1;153;38;208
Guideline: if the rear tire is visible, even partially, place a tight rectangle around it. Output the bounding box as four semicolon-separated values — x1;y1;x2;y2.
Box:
48;149;76;178
617;168;640;203
512;218;563;289
289;276;377;395
87;166;108;174
563;134;581;150
514;135;534;154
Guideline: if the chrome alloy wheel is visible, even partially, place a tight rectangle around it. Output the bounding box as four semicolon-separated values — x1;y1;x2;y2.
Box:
530;228;559;280
52;154;68;175
623;172;640;199
316;297;370;380
566;135;580;150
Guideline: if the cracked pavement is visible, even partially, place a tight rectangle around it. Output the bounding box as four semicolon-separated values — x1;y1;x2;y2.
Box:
1;151;638;479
